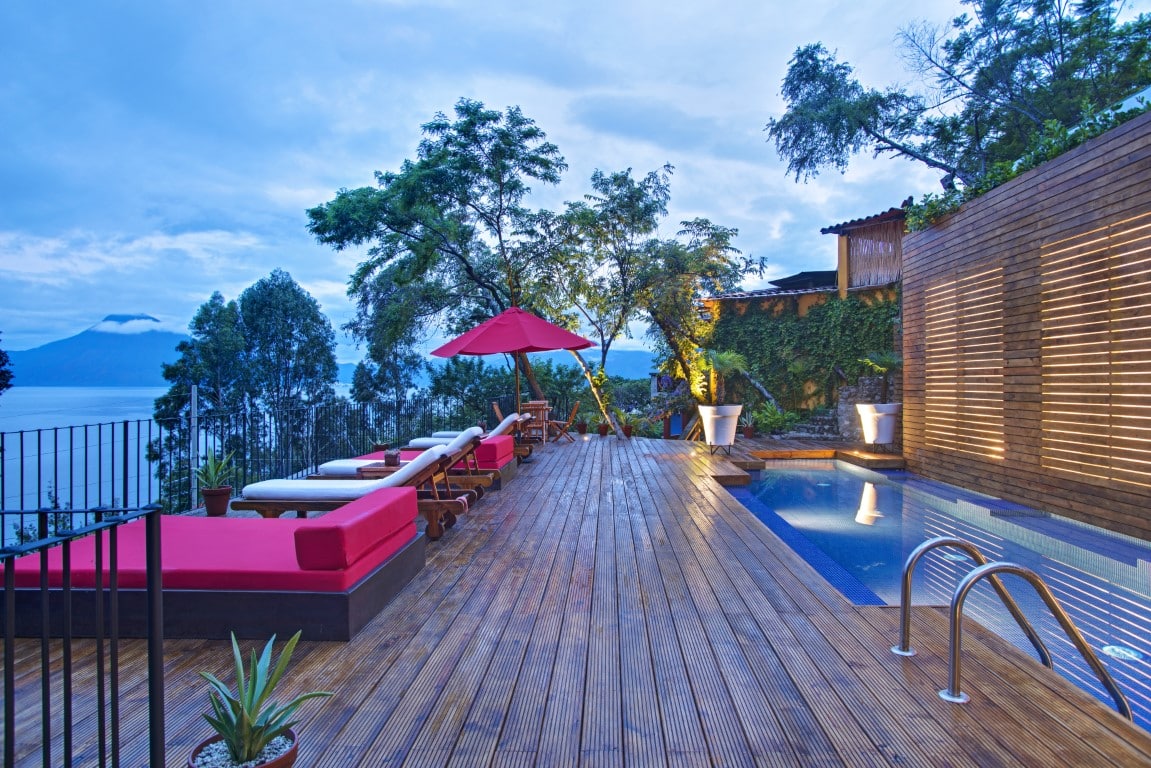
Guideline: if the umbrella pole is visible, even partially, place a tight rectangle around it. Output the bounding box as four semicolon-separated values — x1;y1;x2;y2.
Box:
515;362;522;414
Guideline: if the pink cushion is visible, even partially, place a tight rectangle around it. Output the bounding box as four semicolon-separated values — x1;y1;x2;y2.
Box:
398;437;514;472
12;489;419;592
476;436;514;465
294;487;416;570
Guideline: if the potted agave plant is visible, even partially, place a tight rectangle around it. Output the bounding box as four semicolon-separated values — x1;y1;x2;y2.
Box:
697;349;748;454
196;450;235;517
739;410;756;438
189;631;332;768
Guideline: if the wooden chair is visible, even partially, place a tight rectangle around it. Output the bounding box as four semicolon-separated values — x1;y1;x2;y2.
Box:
493;401;535;460
548;401;580;443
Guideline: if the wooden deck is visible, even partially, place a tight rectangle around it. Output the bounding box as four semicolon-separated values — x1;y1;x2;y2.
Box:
11;437;1151;766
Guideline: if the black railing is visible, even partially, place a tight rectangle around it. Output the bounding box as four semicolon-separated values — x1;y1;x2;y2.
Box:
0;393;558;529
0;505;165;767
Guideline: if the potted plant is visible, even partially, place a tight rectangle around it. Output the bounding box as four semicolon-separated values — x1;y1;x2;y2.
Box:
739;410;756;438
613;409;642;438
575;419;588;435
595;418;610;437
196;450;235;517
856;352;903;444
697;349;749;454
189;631;332;768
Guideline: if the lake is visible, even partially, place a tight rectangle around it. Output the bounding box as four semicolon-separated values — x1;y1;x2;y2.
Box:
0;386;167;434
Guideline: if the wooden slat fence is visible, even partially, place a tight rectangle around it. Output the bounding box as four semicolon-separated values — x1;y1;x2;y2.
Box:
902;109;1151;540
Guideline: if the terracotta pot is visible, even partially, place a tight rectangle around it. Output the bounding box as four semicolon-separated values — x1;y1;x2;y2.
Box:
575;422;588;434
597;423;610;436
622;425;633;438
742;426;755;438
188;729;298;768
200;486;232;517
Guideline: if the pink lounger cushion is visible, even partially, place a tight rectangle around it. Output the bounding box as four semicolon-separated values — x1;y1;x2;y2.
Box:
13;487;418;593
294;487;416;570
390;435;515;471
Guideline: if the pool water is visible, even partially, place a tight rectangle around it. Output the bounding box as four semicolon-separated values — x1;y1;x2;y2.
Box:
728;460;1151;729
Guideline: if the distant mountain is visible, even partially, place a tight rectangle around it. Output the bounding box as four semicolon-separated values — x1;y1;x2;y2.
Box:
547;348;658;379
8;315;653;388
488;348;657;380
9;315;189;387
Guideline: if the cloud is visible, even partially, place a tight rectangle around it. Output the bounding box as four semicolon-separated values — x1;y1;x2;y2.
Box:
8;0;1142;361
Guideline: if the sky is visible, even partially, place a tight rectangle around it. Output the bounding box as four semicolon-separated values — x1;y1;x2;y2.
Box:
3;0;1147;363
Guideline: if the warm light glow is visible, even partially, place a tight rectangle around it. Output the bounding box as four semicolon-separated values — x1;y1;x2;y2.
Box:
1040;212;1151;488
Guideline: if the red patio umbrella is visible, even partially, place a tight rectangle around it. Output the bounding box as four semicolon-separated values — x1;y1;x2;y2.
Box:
431;307;594;411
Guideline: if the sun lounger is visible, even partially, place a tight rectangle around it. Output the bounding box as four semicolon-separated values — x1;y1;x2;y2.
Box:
410;412;521;447
232;445;466;540
362;427;494;495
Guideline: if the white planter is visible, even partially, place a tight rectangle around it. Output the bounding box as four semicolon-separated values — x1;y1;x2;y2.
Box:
699;404;742;453
856;403;901;444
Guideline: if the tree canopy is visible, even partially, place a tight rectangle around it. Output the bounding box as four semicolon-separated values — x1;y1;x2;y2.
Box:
766;0;1151;188
306;98;567;401
0;332;13;398
155;271;337;422
309;100;758;422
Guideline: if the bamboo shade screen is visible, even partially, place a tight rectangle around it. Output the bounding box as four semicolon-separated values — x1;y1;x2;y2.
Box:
848;220;903;288
1040;211;1151;489
923;267;1005;459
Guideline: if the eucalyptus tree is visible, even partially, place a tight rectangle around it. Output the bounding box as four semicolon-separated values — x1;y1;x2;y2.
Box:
560;166;673;372
531;166;673;428
154;292;246;424
307;99;567;401
766;0;1151;188
239;269;338;413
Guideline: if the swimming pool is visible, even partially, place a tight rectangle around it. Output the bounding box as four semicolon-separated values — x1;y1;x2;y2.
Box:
728;460;1151;729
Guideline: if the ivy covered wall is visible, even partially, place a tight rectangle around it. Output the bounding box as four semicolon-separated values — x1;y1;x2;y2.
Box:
708;290;899;411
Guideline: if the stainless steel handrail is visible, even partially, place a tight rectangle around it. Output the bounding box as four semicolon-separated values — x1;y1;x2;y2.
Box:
891;536;1052;667
942;561;1133;721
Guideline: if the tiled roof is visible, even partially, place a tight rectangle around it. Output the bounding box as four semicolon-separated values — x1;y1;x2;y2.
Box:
820;206;906;235
707;285;835;301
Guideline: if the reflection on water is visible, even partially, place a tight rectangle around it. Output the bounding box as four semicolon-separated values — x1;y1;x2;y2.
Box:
730;460;1151;729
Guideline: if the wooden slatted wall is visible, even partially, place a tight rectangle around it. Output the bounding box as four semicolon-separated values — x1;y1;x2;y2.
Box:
902;110;1151;540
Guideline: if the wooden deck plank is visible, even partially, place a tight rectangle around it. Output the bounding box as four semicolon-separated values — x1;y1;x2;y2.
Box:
8;436;1151;768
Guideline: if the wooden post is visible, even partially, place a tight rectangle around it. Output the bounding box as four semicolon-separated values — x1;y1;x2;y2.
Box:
837;234;850;299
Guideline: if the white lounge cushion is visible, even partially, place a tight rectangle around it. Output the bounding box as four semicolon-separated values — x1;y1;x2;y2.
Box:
316;458;380;477
443;426;484;455
241;476;392;501
407;436;452;449
383;445;447;485
426;413;521;441
242;446;448;500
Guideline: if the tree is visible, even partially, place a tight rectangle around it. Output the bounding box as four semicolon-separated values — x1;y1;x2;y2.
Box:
766;1;1151;188
154;292;247;424
0;332;13;398
307;98;567;400
559;166;673;372
239;269;338;413
641;219;756;402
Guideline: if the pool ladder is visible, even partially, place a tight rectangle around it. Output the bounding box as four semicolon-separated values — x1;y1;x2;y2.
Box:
891;536;1133;721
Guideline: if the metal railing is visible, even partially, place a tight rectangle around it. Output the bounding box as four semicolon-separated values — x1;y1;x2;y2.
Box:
0;392;545;530
0;505;165;767
893;535;1133;720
